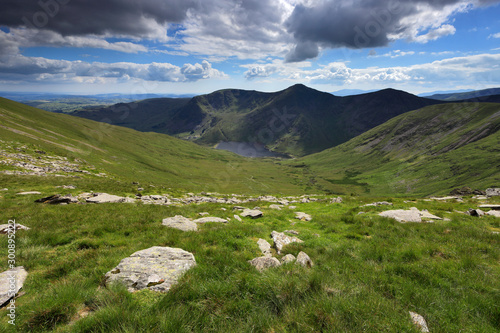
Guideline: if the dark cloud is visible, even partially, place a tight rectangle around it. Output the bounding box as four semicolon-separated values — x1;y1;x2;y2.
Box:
0;0;197;37
285;0;500;62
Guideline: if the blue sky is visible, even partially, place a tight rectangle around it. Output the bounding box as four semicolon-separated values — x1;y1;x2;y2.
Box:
0;0;499;95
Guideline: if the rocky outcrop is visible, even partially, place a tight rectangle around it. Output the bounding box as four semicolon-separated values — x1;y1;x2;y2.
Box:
248;256;281;272
0;267;28;307
449;187;485;196
240;209;263;218
104;247;196;292
271;231;303;254
162;216;198;232
485;188;500;197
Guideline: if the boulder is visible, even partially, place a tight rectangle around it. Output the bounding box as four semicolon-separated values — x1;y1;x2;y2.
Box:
296;251;313;268
0;224;30;234
257;238;272;256
248;256;281;272
379;208;422;223
162;216;197;232
330;197;343;204
467;208;485;217
86;193;127;204
35;194;79;205
104;246;196;292
486;210;500;217
240;209;263;219
193;217;228;224
271;231;303;254
295;212;312;221
409;311;430;332
486;188;500;197
281;254;296;264
0;267;28;307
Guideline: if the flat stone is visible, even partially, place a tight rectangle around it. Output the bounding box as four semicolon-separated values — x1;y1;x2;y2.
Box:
162;215;197;232
193;217;228;223
362;201;393;207
0;267;28;307
419;210;443;220
257;238;272;256
409;311;430;332
105;246;196;292
281;254;296;264
269;204;282;210
479;204;500;210
198;212;209;216
271;231;303;254
486;210;500;217
288;206;297;210
284;230;299;235
467;208;485;217
234;215;242;222
379;208;422;223
296;251;313;268
248;256;281;272
295;212;312;221
86;193;127;203
240;209;263;218
486;188;500;197
0;224;30;234
429;196;461;201
17;191;41;195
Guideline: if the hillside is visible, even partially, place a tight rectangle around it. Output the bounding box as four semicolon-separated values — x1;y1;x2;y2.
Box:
298;102;500;196
427;87;500;101
72;84;441;157
0;97;310;195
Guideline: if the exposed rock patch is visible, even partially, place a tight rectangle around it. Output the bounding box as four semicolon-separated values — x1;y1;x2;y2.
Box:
240;209;263;218
295;212;312;221
281;254;296;264
248;256;281;272
193;217;228;224
0;267;28;307
271;231;303;254
379;208;422;223
257;238;272;257
162;216;198;232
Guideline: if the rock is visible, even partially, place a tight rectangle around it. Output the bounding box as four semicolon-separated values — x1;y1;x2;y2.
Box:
330;197;343;203
288;206;297;210
419;210;443;220
296;251;313;268
271;231;303;254
0;267;28;307
379;208;422;223
104;246;196;292
240;209;263;218
449;186;473;196
0;224;30;234
486;188;500;197
486;210;500;217
479;204;500;210
362;201;393;207
284;230;299;235
17;191;41;195
257;239;272;256
86;193;127;203
62;185;77;189
248;256;281;272
0;188;7;191
233;206;246;210
198;212;209;216
269;204;282;210
409;311;430;332
35;194;79;205
281;254;296;264
472;195;488;200
193;217;228;224
220;208;227;211
295;212;312;221
234;215;242;222
162;216;197;232
300;198;310;203
467;208;485;217
429;196;462;201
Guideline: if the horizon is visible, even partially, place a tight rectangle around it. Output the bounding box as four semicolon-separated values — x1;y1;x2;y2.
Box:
1;1;500;95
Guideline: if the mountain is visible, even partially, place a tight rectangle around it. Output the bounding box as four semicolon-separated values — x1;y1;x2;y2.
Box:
331;89;377;96
298;102;500;196
0;97;308;194
73;84;441;157
426;87;500;101
418;89;473;97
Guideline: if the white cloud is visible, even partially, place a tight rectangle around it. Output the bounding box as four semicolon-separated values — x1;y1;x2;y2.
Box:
489;32;500;38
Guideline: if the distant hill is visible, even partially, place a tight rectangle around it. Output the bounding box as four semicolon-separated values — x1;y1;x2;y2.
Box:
426;88;500;101
298;102;500;196
73;84;441;157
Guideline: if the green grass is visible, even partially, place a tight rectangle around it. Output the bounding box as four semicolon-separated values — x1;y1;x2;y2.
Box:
0;185;498;332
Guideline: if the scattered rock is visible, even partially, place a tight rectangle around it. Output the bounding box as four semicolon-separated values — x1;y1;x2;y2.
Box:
288;206;297;210
362;201;393;207
104;246;196;292
233;206;246;210
0;224;30;234
281;254;296;264
86;193;128;204
17;191;41;195
486;210;500;217
450;187;484;196
240;209;263;218
466;208;485;217
271;231;303;254
220;208;227;211
486;188;500;197
429;196;462;201
379;208;422;223
269;204;283;210
296;251;313;268
284;230;299;235
479;204;500;210
193;217;228;224
409;311;430;332
0;267;28;307
0;188;7;191
295;212;312;221
198;212;209;216
330;197;343;204
162;216;197;232
35;194;79;205
257;239;272;257
248;256;281;272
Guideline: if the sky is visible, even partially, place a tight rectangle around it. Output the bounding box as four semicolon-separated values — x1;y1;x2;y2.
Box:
0;0;500;96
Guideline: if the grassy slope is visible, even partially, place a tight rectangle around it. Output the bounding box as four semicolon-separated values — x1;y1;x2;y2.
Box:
299;103;500;196
0;97;310;195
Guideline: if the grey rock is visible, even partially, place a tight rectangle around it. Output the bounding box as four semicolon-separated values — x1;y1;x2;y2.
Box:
17;191;41;195
234;215;242;222
162;216;197;232
35;194;79;205
409;311;430;332
362;201;393;207
271;231;303;254
486;210;500;217
240;209;263;218
467;208;485;217
0;224;30;234
330;197;343;203
288;206;297;210
486;188;500;197
86;193;127;204
269;204;283;210
105;246;196;292
233;206;246;210
257;238;272;256
0;188;8;191
419;210;443;220
281;254;296;264
248;256;281;272
296;251;313;268
284;230;299;235
295;212;312;221
479;204;500;210
193;217;228;224
198;212;209;216
0;267;28;307
379;208;422;223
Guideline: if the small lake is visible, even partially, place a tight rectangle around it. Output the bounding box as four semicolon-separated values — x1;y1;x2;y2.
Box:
215;141;289;158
